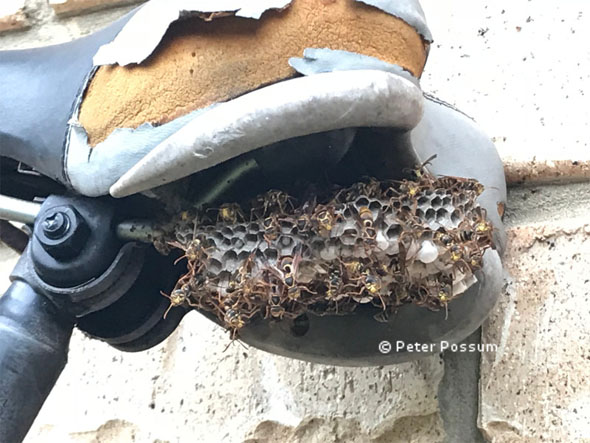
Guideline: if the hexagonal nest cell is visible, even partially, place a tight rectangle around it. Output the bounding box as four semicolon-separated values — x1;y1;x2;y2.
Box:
159;172;495;339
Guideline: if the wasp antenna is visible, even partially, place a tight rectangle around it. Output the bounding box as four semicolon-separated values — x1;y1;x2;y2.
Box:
173;255;187;266
163;303;173;319
223;338;235;352
422;153;438;166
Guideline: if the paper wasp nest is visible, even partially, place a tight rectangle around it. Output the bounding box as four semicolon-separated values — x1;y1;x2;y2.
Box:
163;173;495;338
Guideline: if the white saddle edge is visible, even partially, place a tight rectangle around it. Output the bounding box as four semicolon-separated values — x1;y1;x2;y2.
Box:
110;69;424;198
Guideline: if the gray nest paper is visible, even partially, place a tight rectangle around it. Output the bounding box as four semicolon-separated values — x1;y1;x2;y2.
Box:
109;70;423;198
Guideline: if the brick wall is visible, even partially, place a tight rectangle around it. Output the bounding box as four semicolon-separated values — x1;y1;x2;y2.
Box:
1;1;589;442
0;0;142;49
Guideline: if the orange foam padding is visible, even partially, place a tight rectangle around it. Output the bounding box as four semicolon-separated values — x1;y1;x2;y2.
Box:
80;0;428;146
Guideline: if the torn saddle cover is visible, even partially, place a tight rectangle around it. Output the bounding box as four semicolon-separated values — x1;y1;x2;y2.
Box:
1;0;431;197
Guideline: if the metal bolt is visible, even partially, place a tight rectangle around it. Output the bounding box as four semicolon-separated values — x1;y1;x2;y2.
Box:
42;211;70;240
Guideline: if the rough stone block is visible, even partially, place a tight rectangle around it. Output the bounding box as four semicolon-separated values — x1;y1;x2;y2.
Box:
23;315;445;442
0;1;29;34
49;0;143;16
420;0;590;184
479;217;590;441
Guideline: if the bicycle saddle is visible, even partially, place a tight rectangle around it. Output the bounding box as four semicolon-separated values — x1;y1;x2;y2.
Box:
0;0;506;365
0;12;133;184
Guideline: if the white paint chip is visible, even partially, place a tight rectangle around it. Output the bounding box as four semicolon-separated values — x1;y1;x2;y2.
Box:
93;0;292;66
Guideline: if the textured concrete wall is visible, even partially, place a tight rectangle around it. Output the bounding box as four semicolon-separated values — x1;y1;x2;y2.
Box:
1;1;589;442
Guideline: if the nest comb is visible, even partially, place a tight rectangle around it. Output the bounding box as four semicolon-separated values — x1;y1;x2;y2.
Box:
161;172;495;339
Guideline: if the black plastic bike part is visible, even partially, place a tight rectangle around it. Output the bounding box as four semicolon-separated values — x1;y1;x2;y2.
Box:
0;157;66;202
76;245;188;352
30;195;122;288
0;280;74;443
0;194;187;442
36;205;90;259
13;241;146;317
10;222;185;351
0;11;136;185
9;195;185;346
0;220;28;253
0;193;164;246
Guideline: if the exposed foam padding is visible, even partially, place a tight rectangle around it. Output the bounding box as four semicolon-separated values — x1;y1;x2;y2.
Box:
80;0;428;146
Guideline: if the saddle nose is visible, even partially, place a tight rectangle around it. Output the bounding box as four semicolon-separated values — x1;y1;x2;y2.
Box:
0;10;134;185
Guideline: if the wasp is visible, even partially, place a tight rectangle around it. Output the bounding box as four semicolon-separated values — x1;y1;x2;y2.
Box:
251;190;295;218
325;266;346;302
233;254;269;304
461;178;486;196
341;258;365;275
446;243;477;276
437;286;451;304
363;273;382;296
434;230;454;247
167;237;212;289
436;280;453;319
223;307;244;329
356;178;383;198
395;180;422;204
449;244;464;262
279;200;314;234
235;253;257;283
294;214;312;233
161;284;198;319
334;178;382;202
261;214;281;244
434;176;485;197
473;218;494;247
394;183;423;216
265;284;287;319
357;206;377;241
169;234;212;265
209;203;245;224
457;229;474;242
462;236;489;269
403;154;438;181
384;255;407;284
405;282;430;306
311;205;339;237
464;243;484;271
347;271;384;306
272;251;314;301
222;305;258;339
397;217;430;269
175;210;202;235
382;179;404;201
431;175;463;191
320;263;359;314
277;254;300;300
